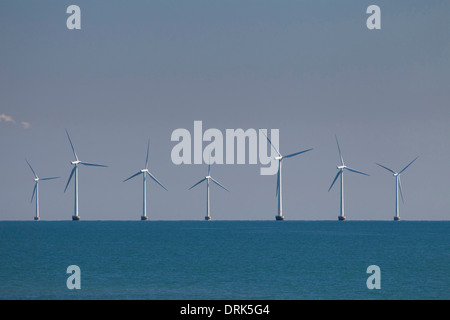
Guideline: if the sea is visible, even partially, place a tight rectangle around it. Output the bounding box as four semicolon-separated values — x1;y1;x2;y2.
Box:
0;221;448;300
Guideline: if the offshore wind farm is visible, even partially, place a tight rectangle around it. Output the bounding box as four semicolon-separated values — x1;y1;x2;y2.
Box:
16;130;423;222
1;2;448;223
1;0;450;302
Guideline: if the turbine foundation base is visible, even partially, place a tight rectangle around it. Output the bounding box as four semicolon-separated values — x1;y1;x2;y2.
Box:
205;216;211;221
338;215;346;221
275;215;285;221
394;216;400;221
72;215;80;221
34;216;40;221
141;216;148;221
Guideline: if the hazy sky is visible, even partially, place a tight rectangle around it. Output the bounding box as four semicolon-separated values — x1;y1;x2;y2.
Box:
1;0;449;220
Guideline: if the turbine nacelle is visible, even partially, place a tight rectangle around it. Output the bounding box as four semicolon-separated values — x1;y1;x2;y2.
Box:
337;165;346;170
205;175;211;179
71;160;81;165
141;169;149;173
275;156;283;160
34;178;39;182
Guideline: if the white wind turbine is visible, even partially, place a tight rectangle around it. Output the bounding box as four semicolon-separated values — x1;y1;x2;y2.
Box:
64;129;108;221
328;135;370;221
123;140;168;220
188;162;229;220
26;159;60;221
261;130;313;221
376;157;418;221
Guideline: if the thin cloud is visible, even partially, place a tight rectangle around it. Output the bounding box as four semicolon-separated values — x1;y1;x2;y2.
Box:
0;114;16;124
0;114;31;129
21;121;31;129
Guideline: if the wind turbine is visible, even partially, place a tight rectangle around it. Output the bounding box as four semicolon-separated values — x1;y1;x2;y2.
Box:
26;159;60;220
328;135;370;221
261;130;313;221
123;140;168;220
64;129;108;221
376;157;418;221
188;162;229;220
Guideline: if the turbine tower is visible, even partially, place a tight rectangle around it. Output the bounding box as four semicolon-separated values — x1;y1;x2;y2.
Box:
376;157;418;221
189;162;229;220
64;129;107;221
123;140;168;220
328;135;369;221
26;159;59;221
261;130;313;221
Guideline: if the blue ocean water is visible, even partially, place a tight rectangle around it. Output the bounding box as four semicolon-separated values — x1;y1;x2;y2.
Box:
0;221;448;300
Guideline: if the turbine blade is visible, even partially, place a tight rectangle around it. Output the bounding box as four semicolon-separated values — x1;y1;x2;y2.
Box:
260;129;281;157
284;148;313;159
399;157;418;174
146;171;168;191
64;167;76;193
40;177;60;181
123;171;141;182
335;135;344;166
25;159;38;179
210;177;229;192
80;162;108;167
398;176;405;204
328;170;342;192
31;183;37;203
376;163;396;175
189;178;206;190
65;129;79;161
145;140;150;169
345;167;370;176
